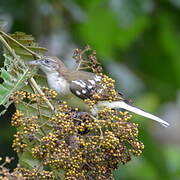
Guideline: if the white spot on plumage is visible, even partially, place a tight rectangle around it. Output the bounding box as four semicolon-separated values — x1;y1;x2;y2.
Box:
95;75;101;82
82;89;86;94
88;79;95;85
72;80;86;88
76;90;81;95
88;85;93;89
79;80;86;86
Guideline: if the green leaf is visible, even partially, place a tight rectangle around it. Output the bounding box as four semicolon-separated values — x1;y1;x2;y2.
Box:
0;55;33;114
4;32;47;60
19;151;42;170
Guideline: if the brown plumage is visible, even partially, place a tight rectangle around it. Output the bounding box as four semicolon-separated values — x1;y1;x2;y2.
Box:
28;56;170;127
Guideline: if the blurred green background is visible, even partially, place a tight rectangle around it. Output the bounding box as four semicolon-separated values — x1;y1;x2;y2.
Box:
0;0;180;179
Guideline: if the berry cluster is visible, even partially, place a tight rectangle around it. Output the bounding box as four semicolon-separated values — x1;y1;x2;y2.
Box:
0;157;54;180
14;168;54;180
11;88;58;104
73;46;102;73
11;89;144;180
84;73;122;108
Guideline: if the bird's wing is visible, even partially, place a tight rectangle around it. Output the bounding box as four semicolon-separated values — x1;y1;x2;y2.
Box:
69;74;106;100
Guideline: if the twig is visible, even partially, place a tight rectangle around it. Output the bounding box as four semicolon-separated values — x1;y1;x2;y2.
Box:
99;128;103;137
28;79;47;136
35;161;44;173
75;48;89;71
0;35;17;58
29;77;55;111
0;30;40;58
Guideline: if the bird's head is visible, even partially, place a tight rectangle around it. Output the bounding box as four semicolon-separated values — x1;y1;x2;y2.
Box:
28;56;67;75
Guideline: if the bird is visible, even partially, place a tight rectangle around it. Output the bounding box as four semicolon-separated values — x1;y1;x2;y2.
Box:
28;56;170;127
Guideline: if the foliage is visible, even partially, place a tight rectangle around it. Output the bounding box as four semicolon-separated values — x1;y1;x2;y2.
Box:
11;92;143;179
0;31;47;115
0;0;179;179
0;30;144;179
0;55;30;114
0;31;55;175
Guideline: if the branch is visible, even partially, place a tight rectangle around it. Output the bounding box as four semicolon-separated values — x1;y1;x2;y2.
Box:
0;35;16;58
0;31;41;58
29;78;54;111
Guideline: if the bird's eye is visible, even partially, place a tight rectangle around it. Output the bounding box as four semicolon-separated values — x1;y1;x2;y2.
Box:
44;60;50;64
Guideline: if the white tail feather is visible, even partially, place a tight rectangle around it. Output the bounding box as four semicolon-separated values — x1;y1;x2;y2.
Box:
97;101;170;127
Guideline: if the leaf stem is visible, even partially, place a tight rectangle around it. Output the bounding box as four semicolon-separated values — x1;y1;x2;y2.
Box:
29;77;55;111
0;35;16;58
0;31;41;58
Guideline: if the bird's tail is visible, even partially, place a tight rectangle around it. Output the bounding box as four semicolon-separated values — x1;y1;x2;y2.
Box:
97;100;170;127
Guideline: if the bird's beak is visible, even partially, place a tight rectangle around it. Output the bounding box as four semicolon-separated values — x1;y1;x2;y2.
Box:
27;59;42;66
